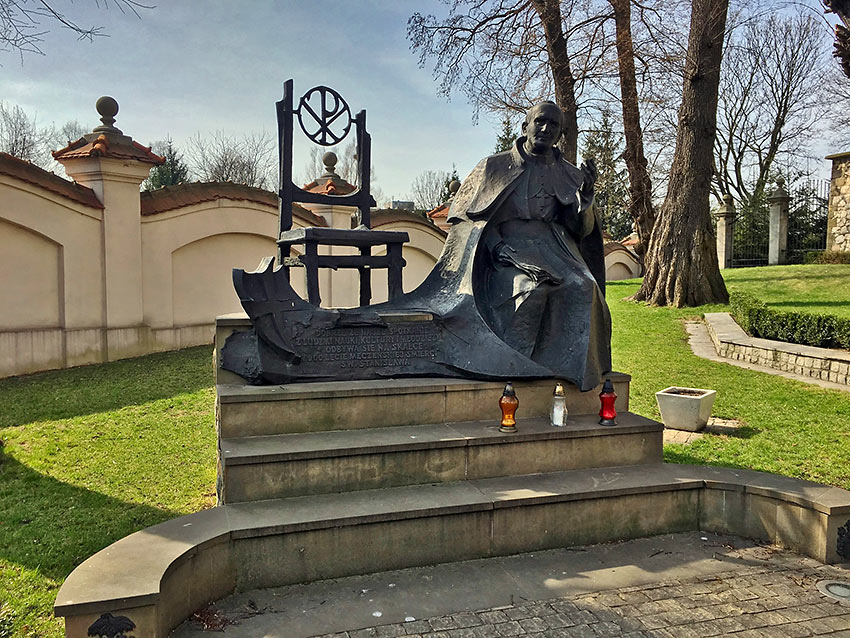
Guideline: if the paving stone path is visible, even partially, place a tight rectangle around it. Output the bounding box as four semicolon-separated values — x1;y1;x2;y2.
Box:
317;563;850;638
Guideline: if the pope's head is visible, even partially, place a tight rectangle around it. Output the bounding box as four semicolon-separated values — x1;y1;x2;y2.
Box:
522;102;563;155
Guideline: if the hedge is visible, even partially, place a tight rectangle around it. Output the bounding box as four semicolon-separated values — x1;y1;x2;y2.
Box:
729;290;850;350
805;251;850;265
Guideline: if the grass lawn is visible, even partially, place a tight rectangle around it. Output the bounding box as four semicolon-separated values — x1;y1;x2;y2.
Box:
721;264;850;318
0;348;217;637
1;265;849;637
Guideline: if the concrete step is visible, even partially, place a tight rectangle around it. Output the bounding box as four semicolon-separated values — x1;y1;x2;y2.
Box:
216;373;631;437
55;463;850;638
221;462;850;590
219;412;662;503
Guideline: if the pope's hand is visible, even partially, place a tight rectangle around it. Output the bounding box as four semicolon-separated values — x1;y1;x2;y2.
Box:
580;158;597;194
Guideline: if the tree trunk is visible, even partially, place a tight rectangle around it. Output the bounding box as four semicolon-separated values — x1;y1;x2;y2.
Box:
633;0;729;307
530;0;579;163
608;0;655;258
825;0;850;78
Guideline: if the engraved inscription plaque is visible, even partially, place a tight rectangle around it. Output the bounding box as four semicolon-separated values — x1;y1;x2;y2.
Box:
224;312;449;384
296;324;439;370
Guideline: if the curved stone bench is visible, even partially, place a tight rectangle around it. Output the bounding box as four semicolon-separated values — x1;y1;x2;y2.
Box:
55;464;850;638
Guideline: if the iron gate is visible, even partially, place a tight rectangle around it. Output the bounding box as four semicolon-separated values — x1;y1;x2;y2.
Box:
787;179;829;263
727;179;830;268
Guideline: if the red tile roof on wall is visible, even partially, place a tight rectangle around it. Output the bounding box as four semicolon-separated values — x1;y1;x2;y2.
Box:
0;152;103;209
139;182;326;226
427;202;450;220
52;135;165;165
371;208;447;237
302;177;357;196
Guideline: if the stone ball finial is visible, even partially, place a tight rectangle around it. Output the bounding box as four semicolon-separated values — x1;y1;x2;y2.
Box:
96;96;119;120
449;179;461;196
322;152;338;170
723;193;733;205
776;175;785;188
93;96;123;134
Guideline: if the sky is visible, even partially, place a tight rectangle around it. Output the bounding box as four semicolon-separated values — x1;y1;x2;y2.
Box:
2;0;843;199
1;1;501;202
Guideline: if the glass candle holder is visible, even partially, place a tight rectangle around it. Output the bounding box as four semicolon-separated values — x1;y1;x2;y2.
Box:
499;381;518;433
551;382;568;427
598;378;617;426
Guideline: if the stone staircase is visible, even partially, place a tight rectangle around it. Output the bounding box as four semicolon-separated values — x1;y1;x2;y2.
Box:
217;377;656;504
53;321;850;637
213;373;675;591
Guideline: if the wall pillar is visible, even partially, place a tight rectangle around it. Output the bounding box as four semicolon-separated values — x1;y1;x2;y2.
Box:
768;177;790;266
826;151;850;252
306;202;360;308
715;194;735;269
299;152;360;308
54;97;163;358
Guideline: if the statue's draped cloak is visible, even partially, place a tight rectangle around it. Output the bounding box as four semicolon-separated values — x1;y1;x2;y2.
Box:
381;140;612;390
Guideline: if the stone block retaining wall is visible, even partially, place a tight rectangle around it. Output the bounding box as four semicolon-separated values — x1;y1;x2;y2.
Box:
704;312;850;386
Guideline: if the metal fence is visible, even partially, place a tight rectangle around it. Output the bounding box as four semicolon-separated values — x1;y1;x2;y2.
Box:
727;179;829;268
787;179;829;263
730;197;769;269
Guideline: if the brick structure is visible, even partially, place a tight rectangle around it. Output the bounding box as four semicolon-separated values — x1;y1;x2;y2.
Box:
826;150;850;252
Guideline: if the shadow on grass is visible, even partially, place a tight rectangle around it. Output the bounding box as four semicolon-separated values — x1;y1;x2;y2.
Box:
705;425;760;440
0;455;176;580
663;448;757;472
0;346;214;429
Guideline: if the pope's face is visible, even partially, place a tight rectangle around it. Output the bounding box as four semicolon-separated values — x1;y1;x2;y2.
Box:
522;104;563;155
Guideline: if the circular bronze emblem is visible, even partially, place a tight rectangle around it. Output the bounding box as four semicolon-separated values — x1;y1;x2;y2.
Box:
297;86;352;146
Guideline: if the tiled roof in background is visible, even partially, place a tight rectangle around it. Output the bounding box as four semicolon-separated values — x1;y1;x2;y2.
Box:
0;152;103;209
140;182;326;226
53;135;165;165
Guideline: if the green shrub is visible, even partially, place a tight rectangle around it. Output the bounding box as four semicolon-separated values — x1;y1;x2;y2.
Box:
809;251;850;265
729;290;850;350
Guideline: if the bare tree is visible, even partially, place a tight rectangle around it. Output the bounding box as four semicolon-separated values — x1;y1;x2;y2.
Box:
1;0;152;59
410;169;452;210
407;0;695;242
607;0;656;257
0;101;91;176
0;100;42;161
408;0;614;163
186;130;276;189
297;139;388;205
44;119;86;150
713;11;831;205
634;0;730;307
299;140;357;186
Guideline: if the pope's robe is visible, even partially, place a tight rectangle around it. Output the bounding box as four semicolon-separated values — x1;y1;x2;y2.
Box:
388;138;612;390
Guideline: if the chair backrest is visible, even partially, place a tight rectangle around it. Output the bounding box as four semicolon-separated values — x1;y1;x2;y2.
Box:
276;79;375;236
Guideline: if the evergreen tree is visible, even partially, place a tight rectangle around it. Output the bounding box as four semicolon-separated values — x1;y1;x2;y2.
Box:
494;115;516;153
143;138;190;191
580;109;631;240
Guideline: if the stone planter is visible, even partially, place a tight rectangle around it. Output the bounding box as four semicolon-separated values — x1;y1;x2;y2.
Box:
655;386;716;432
